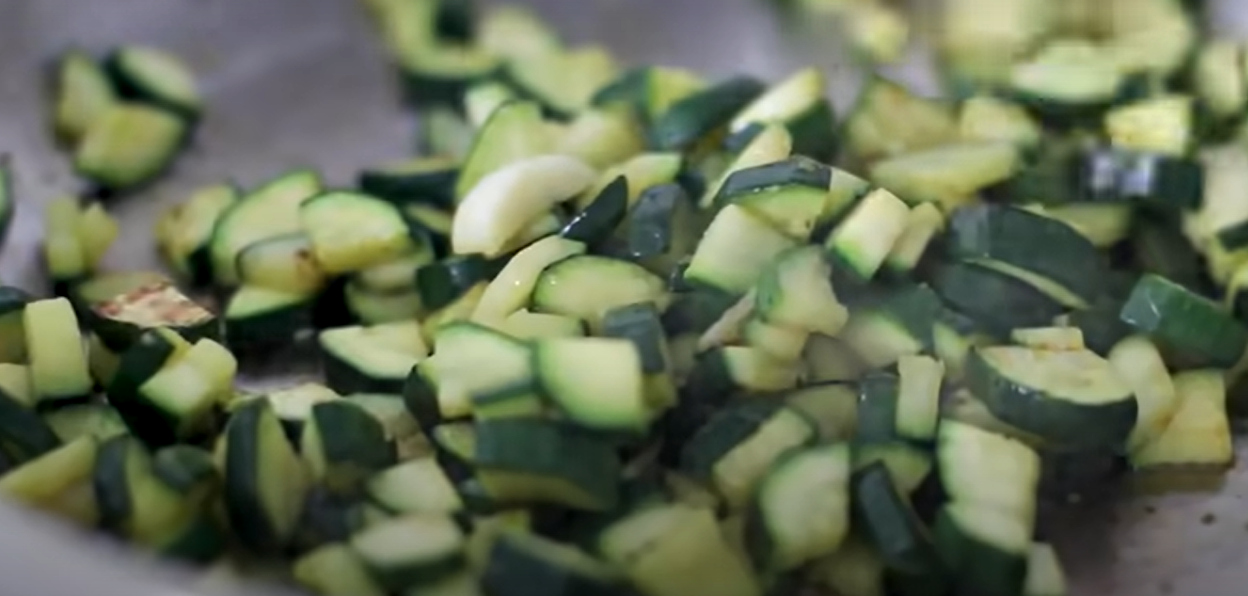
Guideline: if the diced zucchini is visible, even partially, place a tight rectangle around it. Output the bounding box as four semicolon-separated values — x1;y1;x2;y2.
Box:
0;436;100;527
454;102;552;200
301;400;396;494
534;337;649;432
156;184;239;285
755;245;848;336
826;188;910;280
115;338;235;447
320;321;429;395
844;77;957;161
89;281;217;352
0;286;33;364
966;346;1136;450
839;284;943;368
293;544;387;596
1024;542;1068;596
367;457;463;515
74;103;186;191
744;443;851;572
209;169;323;286
884;202;944;277
785;382;859;441
958;95;1042;146
1008;39;1124;126
649;77;765;151
937;420;1040;519
471;235;585;325
531;255;668;332
43;402;127;442
473;418;620;511
1105;95;1193;156
931;261;1065;337
1131;370;1232;469
713;156;832;240
452;155;596;257
598;504;763;596
1010;327;1084;351
481;531;629;596
50;49;118;144
221;399;309;553
680;401;816;509
852;463;946;590
685;204;797;295
1107;336;1178;453
103;46;201;119
507;45;619;117
869;141;1021;210
299;191;414;274
499;310;584;340
413;322;535;425
1120;274;1248;369
236;233;327;295
730;67;837;161
933;502;1031;596
25;297;92;407
350;514;467;591
1193;40;1247;122
223;285;313;353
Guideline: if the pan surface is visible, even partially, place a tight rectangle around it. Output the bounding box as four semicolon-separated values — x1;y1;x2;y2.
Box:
2;1;1248;595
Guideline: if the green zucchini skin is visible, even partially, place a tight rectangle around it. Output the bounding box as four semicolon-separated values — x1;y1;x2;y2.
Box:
649;77;766;151
415;254;502;311
943;204;1107;303
851;463;947;589
930;261;1064;338
964;347;1137;450
1120;274;1248;369
481;532;638;596
357;165;459;209
0;390;62;465
1074;148;1204;211
104;329;184;447
560;175;629;247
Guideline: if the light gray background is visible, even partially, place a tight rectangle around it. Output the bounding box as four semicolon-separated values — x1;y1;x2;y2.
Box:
1;1;1248;594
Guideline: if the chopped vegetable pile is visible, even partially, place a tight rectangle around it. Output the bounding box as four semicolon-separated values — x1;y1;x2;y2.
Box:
1;0;1244;595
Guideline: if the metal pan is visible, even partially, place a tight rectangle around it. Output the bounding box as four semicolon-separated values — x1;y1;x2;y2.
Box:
1;0;1247;594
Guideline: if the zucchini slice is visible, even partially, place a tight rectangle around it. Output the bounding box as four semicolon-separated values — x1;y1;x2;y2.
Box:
1010;327;1084;351
319;321;429;395
50;49;118;144
300;191;414;275
43;196;90;291
73;102;186;191
236;233;328;295
1104;95;1193;157
744;443;851;572
598;504;764;596
930;261;1065;338
1130;370;1232;469
0;436;100;527
452;155;596;257
358;156;459;209
534;337;650;432
25;297;92;407
0;286;33;364
532;255;669;333
1107;336;1178;453
301;400;396;494
559;175;628;247
1008;39;1125;126
346;282;425;325
933;502;1031;596
945;204;1107;305
1024;542;1068;596
223;285;313;354
680;401;816;509
685;204;798;295
785;383;859;442
454;101;552;201
89;281;217;352
500;310;584;340
367;457;463;515
43;402;127;443
506;45;619;118
839;284;944;368
937;420;1040;519
966;345;1136;450
156;184;239;285
713;156;832;240
482;531;630;596
209;169;323;286
414;322;536;424
869;141;1021;210
1119;274;1248;369
852;463;946;588
473;418;620;511
958;95;1041;146
103;46;202;119
124;338;235;447
649;76;765;151
556;107;646;170
884;201;944;277
349;514;467;591
293;543;387;596
844;76;957;161
755;245;848;336
221;399;309;553
825;187;911;280
730;67;837;161
471;235;586;325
